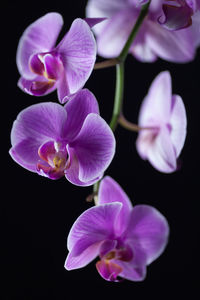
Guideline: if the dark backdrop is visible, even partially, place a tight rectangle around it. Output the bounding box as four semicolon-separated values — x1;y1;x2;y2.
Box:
3;2;200;299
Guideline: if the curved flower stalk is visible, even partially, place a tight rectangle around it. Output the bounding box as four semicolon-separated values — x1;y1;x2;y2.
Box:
86;0;200;62
65;176;169;282
17;13;103;103
9;89;115;186
136;71;187;173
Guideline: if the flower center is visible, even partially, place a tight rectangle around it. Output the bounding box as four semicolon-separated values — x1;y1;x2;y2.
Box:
29;52;64;81
96;241;133;281
158;0;194;30
36;141;70;180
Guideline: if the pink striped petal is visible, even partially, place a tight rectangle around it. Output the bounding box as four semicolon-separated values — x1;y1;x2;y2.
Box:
17;13;63;79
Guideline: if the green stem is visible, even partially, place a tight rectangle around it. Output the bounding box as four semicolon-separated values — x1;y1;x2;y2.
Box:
118;1;150;62
109;2;150;132
92;2;150;200
109;63;124;131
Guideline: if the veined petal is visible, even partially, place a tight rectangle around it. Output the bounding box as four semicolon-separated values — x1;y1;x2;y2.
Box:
138;71;172;126
17;13;63;79
66;202;122;261
70;114;115;182
98;177;132;235
65;241;101;270
9;138;41;172
65;146;102;186
10;102;68;147
147;126;177;173
96;9;138;58
86;0;129;36
86;0;129;20
56;18;96;96
56;73;70;103
63;89;99;141
125;205;169;265
170;95;187;157
146;19;195;62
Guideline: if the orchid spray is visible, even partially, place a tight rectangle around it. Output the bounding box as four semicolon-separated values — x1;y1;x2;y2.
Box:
9;0;199;284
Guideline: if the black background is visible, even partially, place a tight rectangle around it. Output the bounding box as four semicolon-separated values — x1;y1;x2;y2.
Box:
3;1;200;299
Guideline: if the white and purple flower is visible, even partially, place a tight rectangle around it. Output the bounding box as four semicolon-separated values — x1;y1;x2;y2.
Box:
86;0;200;62
17;13;101;103
136;71;187;173
65;176;169;282
9;89;115;185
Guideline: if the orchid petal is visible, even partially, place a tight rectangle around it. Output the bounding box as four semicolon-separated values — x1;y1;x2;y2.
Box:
70;114;115;182
65;145;102;186
98;176;132;235
86;0;128;20
65;203;122;269
56;73;70;103
125;205;169;265
96;9;137;58
9;102;68;171
138;71;172;126
67;203;122;252
147;126;177;173
189;10;200;48
63;89;99;141
130;39;157;63
146;19;195;62
86;0;129;36
84;17;107;28
117;260;146;281
170;95;187;157
9;138;40;172
17;13;63;79
56;18;96;96
11;102;68;145
65;241;101;270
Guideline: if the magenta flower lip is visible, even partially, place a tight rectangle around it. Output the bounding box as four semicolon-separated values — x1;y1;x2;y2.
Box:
65;176;169;282
158;0;195;31
9;89;116;186
16;13;104;103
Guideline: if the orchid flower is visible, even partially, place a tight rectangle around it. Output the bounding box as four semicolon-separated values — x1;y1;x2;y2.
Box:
86;0;200;62
65;176;169;282
17;13;102;103
9;89;115;185
136;71;187;173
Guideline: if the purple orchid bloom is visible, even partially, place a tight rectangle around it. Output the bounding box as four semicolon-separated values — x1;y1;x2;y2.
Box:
65;176;169;282
17;13;102;103
9;89;115;185
86;0;200;62
136;71;187;173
